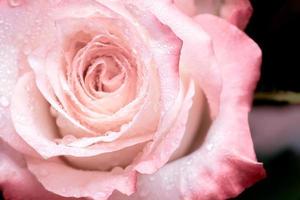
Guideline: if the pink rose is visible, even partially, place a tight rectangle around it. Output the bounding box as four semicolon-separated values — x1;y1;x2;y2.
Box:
0;0;265;199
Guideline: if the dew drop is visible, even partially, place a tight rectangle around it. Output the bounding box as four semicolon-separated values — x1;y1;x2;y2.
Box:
56;117;66;128
186;160;192;165
94;192;106;199
0;112;5;128
8;0;23;7
149;176;155;181
25;85;31;92
0;96;9;107
61;135;76;144
206;143;214;151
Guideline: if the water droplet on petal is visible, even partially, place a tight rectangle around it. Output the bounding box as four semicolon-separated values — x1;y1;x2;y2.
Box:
8;0;23;7
0;112;5;128
149;176;155;181
56;116;66;128
0;96;9;107
94;192;106;199
61;135;77;144
206;143;214;151
25;85;31;92
186;160;192;165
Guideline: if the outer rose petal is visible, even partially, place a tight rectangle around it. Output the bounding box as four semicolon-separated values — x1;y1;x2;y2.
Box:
219;0;252;30
110;13;265;200
134;78;196;173
26;157;136;199
110;156;264;200
0;140;77;200
136;0;222;117
173;0;252;29
195;14;261;115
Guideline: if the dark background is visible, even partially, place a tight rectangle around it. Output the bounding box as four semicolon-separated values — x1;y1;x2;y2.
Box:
249;0;300;92
1;0;300;199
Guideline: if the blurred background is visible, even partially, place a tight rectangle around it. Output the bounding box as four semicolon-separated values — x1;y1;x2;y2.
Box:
235;0;300;199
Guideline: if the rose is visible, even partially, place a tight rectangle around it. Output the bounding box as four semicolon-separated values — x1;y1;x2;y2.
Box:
0;0;265;199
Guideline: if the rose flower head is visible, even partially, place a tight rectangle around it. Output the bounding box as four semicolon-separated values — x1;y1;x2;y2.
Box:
0;0;265;200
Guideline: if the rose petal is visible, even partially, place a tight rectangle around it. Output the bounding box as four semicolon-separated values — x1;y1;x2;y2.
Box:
195;14;261;111
10;72;61;158
28;49;96;136
1;90;41;159
135;0;222;117
125;4;182;113
0;140;76;200
110;155;264;200
26;156;136;199
134;77;196;173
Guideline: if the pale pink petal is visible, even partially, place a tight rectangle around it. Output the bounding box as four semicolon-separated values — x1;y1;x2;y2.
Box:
0;1;54;157
170;78;206;161
111;4;200;173
110;153;264;200
134;79;196;173
10;72;61;158
28;49;96;136
195;14;261;114
126;5;182;113
26;157;136;199
0;107;40;158
0;140;77;200
65;142;145;171
136;0;222;117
